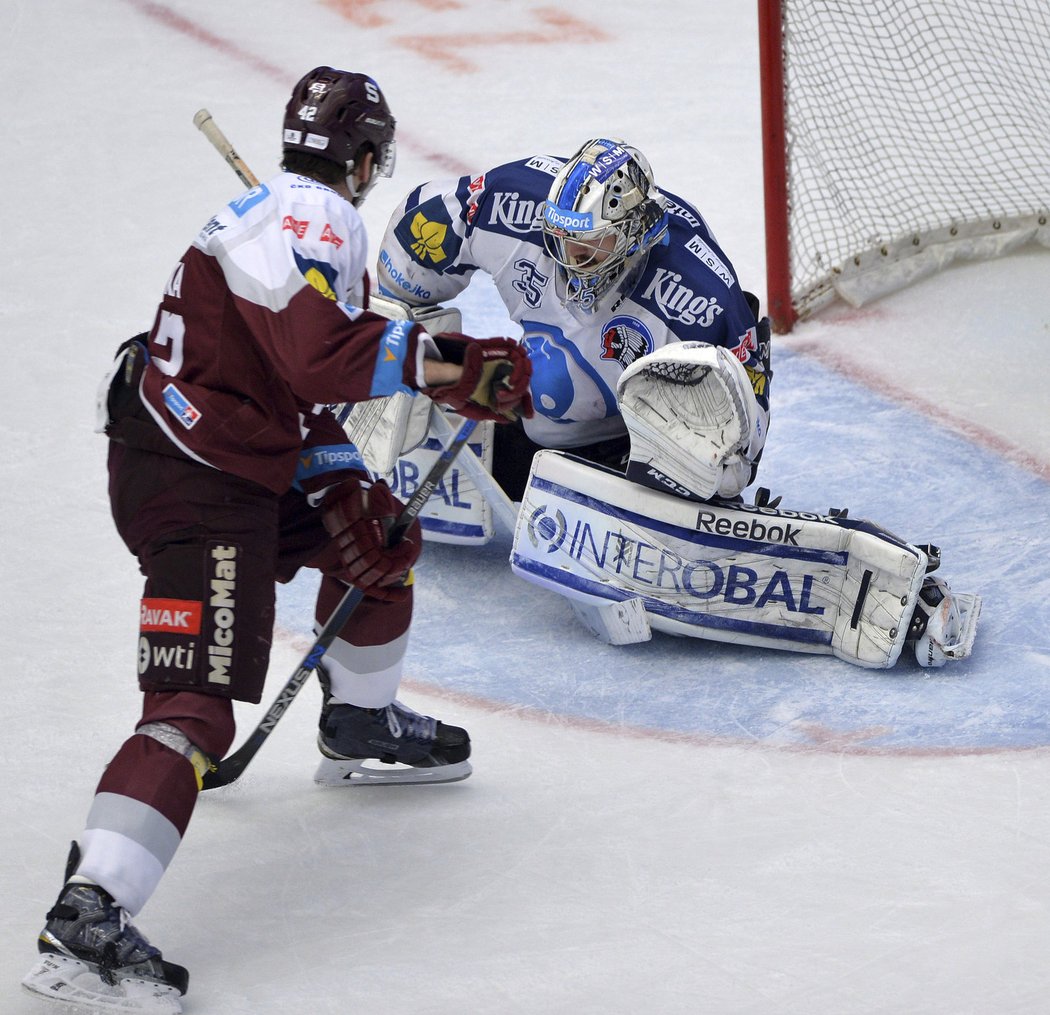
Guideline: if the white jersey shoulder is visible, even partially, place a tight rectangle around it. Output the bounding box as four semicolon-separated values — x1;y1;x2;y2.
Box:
195;172;368;307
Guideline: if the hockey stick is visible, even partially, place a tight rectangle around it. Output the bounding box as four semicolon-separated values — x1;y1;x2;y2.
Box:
193;108;260;188
426;408;519;533
201;416;481;790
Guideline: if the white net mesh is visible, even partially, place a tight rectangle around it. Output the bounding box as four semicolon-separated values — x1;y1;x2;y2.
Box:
781;0;1050;317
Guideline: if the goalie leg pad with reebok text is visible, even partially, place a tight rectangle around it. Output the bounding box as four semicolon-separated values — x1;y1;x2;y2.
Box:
510;451;950;668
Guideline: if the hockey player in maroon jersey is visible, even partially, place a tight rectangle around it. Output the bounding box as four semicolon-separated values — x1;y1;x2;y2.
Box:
22;66;531;1012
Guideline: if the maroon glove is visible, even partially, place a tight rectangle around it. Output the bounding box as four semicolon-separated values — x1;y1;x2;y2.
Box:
425;335;534;422
321;477;422;603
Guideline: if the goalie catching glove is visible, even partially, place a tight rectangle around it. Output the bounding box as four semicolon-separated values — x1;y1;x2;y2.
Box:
425;334;533;422
322;476;421;602
617;341;765;501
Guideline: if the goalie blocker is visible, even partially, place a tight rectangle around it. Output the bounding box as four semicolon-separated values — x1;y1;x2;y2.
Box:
510;450;980;668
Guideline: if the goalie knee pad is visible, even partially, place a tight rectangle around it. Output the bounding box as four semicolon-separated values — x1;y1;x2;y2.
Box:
344;296;497;537
340;296;466;477
367;293;464;339
617;342;762;501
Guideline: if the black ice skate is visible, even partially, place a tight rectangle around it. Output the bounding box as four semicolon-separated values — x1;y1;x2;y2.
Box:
315;693;472;786
22;873;188;1013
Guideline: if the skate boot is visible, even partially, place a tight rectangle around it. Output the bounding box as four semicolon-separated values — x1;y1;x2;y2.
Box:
906;574;981;668
315;689;472;786
22;849;188;1012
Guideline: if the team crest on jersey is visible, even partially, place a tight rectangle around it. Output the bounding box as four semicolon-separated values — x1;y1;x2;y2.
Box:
394;197;461;273
600;316;654;368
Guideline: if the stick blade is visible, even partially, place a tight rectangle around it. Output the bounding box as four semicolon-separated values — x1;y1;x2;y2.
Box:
200;733;263;790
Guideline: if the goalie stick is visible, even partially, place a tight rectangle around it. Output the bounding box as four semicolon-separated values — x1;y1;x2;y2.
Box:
202;415;481;790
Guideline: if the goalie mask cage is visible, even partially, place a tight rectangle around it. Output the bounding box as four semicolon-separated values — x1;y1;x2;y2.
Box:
758;0;1050;333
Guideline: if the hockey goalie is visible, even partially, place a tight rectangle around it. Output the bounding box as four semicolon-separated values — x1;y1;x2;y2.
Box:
348;133;980;668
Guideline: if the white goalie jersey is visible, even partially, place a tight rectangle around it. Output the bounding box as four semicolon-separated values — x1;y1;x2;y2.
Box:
374;153;770;462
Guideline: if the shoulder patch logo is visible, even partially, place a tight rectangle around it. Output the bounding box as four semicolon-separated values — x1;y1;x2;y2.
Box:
525;155;563;176
294;252;339;300
320;223;344;248
282;215;309;238
304;267;337;300
685;234;735;288
410;213;448;262
393;197;461;273
229;184;270;218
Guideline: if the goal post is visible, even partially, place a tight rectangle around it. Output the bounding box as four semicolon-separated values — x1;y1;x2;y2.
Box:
759;0;1050;333
758;0;794;333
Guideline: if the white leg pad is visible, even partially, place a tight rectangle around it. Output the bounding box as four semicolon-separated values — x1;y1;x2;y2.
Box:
570;597;652;646
384;414;496;545
339;297;466;476
512;451;938;668
339;391;433;476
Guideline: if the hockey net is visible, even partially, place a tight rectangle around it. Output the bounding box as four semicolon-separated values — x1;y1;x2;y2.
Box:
759;0;1050;332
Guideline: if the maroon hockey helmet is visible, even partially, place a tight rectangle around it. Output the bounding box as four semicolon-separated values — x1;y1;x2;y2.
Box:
282;66;396;200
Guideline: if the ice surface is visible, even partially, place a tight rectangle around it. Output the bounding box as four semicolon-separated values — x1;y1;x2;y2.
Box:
2;2;1048;1012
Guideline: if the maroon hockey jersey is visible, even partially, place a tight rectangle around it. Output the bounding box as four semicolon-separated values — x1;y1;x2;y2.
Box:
136;172;435;494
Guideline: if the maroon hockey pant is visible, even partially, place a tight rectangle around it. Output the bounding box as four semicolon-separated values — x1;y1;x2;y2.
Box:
94;443;411;866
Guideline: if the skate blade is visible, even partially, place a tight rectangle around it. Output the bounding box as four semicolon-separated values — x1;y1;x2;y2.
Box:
313;756;472;786
22;952;183;1013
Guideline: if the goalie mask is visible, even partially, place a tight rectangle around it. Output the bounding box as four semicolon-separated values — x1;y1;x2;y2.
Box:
543;138;669;314
617;342;760;502
282;66;397;205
